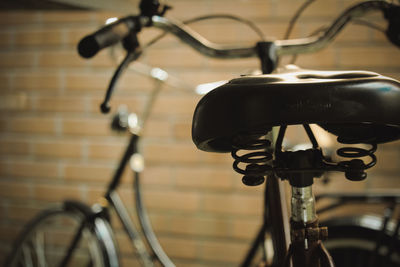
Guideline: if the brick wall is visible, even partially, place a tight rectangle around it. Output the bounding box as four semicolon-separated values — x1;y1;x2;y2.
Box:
0;0;399;266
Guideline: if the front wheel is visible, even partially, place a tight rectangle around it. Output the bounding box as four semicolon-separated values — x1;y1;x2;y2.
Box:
323;214;400;267
4;202;119;267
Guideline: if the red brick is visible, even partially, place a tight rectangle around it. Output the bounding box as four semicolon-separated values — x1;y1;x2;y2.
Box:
175;167;234;190
144;46;207;69
0;93;28;111
168;216;232;238
34;96;89;113
88;142;125;160
14;29;63;46
203;193;263;216
0;139;31;156
87;51;115;68
179;70;234;89
293;49;337;69
0;225;21;242
118;72;156;92
173;121;191;139
5;205;43;222
33;183;83;202
40;11;95;23
9;117;56;134
209;1;272;20
0;181;31;199
374;149;400;172
140;166;173;186
0;11;39;25
0;32;12;47
338;46;400;67
0;74;11;89
64;72;112;92
143;120;171;138
368;173;400;190
13;72;60;91
142;189;201;212
143;142;200;164
152;94;200;117
157;236;198;259
199;151;233;165
39;51;87;68
232;219;261;239
272;0;339;18
200;239;248;263
34;140;82;158
0;52;36;68
0;118;7;131
207;57;259;70
64;163;113;182
62;118;112;136
4;160;60;179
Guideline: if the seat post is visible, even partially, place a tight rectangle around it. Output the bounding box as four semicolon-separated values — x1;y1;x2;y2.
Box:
277;150;334;267
291;185;316;224
289;183;322;267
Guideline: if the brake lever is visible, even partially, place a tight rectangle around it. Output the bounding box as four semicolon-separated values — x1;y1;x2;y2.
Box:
101;34;141;114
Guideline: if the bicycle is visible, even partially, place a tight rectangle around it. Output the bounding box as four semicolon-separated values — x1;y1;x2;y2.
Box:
4;0;400;266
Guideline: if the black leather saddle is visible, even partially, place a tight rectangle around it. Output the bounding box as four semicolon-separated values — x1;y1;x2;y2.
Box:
192;66;400;152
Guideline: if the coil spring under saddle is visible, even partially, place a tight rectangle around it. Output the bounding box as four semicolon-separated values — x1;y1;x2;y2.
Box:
336;138;377;181
231;133;273;186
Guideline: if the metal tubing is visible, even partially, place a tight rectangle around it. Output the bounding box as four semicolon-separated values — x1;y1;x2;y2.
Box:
106;134;138;195
134;172;176;267
151;16;257;59
150;1;392;59
59;220;86;267
108;191;154;267
291;186;317;223
266;174;291;266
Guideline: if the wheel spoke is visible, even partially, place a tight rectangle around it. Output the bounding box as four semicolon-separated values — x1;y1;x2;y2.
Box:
34;230;47;267
22;243;33;267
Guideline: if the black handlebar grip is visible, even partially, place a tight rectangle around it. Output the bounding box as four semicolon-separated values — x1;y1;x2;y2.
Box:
78;35;100;58
77;16;141;58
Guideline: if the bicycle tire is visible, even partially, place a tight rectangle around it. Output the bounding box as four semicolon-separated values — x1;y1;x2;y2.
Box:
4;201;119;267
322;214;400;267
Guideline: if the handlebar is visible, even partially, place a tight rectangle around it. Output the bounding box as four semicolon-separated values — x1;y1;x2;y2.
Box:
78;16;148;58
77;0;399;113
78;1;399;60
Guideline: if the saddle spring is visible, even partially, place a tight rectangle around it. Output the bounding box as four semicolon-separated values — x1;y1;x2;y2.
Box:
336;137;378;181
231;132;273;186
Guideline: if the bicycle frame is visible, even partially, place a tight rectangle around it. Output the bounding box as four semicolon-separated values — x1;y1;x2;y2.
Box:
73;1;400;266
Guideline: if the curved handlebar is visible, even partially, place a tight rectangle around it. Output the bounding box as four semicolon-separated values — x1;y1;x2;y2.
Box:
78;1;397;60
150;1;396;58
151;16;258;58
77;0;399;114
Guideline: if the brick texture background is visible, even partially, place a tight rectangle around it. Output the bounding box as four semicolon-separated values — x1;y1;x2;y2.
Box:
0;0;400;266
